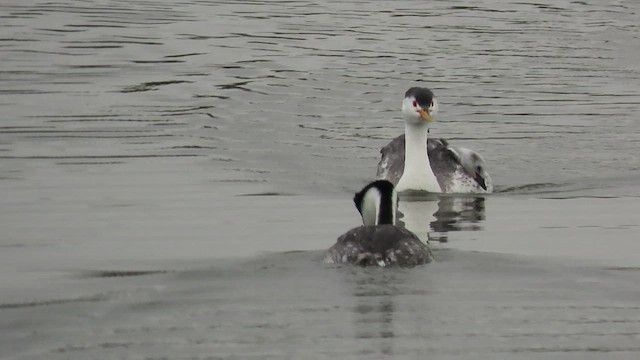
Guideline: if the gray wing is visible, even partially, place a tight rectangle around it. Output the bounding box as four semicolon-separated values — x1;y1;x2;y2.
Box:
375;135;406;185
375;134;462;189
426;138;465;191
447;145;493;192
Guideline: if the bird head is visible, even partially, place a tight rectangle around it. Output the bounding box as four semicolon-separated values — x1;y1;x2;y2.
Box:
401;87;439;125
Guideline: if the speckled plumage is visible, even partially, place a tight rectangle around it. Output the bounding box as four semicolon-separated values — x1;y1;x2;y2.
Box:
325;224;433;267
376;134;491;193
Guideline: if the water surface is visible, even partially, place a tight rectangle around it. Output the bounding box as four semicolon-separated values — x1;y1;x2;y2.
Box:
1;0;639;358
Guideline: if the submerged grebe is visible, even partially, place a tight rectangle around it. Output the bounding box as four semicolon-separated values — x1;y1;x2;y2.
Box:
325;180;433;267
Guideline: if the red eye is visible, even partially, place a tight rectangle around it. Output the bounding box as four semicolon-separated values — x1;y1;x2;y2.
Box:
412;100;417;107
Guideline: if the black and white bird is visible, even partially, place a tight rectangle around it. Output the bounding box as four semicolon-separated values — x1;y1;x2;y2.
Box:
325;180;433;267
376;87;493;193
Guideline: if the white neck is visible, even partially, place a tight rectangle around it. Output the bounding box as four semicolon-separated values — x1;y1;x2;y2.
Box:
360;185;397;226
396;121;441;193
360;187;380;226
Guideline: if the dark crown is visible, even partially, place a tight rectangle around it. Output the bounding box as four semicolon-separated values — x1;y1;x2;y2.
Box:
404;87;434;108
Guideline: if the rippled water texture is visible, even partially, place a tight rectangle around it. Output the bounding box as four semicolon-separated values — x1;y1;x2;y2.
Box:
1;0;639;359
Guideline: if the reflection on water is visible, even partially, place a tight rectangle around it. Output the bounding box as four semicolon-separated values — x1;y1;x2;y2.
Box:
350;269;397;356
430;196;486;243
339;265;432;358
397;194;486;244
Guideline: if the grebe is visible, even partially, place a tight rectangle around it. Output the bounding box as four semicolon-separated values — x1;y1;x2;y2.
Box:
376;87;492;193
325;180;433;267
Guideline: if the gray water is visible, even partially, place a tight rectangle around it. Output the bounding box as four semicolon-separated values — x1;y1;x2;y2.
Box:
1;0;640;359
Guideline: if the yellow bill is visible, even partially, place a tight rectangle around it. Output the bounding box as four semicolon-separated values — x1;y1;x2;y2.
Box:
417;108;432;122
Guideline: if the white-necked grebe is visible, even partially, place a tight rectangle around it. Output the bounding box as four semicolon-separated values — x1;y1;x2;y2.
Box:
376;87;493;193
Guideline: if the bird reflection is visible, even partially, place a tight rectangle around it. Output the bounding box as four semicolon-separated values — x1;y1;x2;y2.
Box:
397;194;486;244
341;265;433;357
349;268;399;356
334;194;486;357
